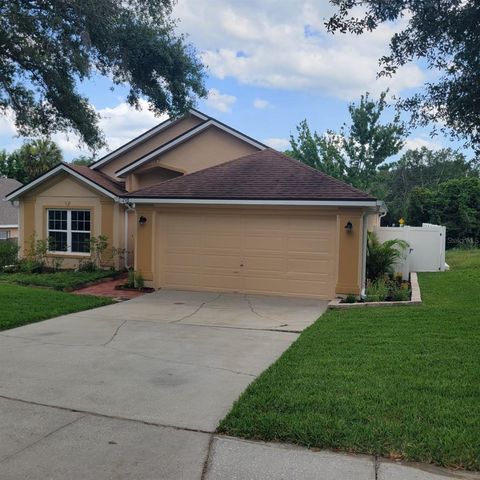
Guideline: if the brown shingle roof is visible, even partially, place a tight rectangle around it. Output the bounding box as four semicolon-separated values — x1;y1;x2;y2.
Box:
125;149;375;201
67;164;126;196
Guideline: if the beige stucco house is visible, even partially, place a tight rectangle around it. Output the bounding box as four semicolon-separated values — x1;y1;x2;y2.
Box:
6;109;385;299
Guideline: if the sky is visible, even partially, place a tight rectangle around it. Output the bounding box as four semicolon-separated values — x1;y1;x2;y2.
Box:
0;0;466;161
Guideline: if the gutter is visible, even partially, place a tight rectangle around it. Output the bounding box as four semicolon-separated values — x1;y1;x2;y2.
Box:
123;198;380;207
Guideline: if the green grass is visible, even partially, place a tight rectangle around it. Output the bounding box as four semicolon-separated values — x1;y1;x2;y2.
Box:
0;283;113;331
219;249;480;471
0;270;117;291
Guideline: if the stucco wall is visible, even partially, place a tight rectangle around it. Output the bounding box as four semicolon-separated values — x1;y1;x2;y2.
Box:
97;115;203;179
19;173;125;269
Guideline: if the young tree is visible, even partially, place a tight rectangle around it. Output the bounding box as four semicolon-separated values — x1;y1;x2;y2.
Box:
289;120;346;179
0;139;63;183
342;91;405;190
0;0;206;150
289;91;405;191
327;0;480;151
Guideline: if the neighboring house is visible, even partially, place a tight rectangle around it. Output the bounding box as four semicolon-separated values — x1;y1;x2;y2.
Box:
6;109;385;299
0;178;22;240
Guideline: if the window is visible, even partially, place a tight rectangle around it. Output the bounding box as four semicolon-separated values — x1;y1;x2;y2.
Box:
0;231;9;240
47;209;91;253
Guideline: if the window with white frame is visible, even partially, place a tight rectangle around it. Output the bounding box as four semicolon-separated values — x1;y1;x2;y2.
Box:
47;209;91;253
0;230;9;240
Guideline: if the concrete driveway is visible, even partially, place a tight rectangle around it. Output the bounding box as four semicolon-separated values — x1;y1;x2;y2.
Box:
0;290;327;479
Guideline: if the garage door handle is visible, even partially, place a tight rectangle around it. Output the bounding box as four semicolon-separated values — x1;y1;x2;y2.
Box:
240;263;244;267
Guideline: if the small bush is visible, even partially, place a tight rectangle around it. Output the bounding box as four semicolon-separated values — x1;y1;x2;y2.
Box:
125;269;135;288
365;278;389;302
134;271;144;289
77;259;98;272
390;286;411;301
0;241;19;270
345;294;357;303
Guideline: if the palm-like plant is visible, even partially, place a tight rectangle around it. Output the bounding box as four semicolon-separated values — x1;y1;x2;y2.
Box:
366;231;409;280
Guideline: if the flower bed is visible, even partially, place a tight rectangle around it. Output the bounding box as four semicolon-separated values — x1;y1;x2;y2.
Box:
329;272;422;309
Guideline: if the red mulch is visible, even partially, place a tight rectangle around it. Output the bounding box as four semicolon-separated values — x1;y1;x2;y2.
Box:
73;278;146;300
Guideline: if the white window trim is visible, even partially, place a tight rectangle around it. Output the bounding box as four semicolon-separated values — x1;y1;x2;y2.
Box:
47;209;91;255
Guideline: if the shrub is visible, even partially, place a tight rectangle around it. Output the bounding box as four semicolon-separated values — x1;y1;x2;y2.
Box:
366;231;409;280
390;284;411;301
365;278;389;302
345;294;357;303
126;269;135;288
0;240;19;270
77;259;98;272
134;271;144;289
450;237;479;250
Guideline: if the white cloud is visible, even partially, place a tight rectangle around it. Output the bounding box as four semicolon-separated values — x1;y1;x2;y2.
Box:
264;137;290;150
204;88;237;113
174;0;425;100
403;137;442;152
253;99;269;109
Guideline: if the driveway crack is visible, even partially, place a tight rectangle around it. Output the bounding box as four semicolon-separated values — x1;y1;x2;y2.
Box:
106;345;256;377
103;320;128;346
170;293;222;324
0;414;86;464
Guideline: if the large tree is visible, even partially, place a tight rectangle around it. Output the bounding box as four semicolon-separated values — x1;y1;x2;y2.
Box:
289;91;405;191
0;0;206;150
327;0;480;152
0;139;62;183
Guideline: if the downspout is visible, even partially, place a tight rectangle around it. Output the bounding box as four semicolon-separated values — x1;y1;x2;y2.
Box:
361;201;388;298
123;202;135;269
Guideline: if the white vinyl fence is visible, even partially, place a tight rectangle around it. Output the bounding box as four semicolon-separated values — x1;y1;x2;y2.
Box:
373;223;446;278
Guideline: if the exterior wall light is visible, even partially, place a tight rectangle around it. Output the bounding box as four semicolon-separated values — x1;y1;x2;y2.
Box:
138;216;147;225
344;221;353;232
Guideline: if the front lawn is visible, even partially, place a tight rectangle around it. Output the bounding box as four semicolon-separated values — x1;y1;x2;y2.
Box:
0;270;117;291
219;249;480;471
0;283;113;331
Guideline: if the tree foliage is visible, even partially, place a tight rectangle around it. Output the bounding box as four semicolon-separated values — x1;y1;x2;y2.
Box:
380;147;478;224
289;91;405;191
327;0;480;151
408;177;480;247
0;139;62;183
0;0;206;150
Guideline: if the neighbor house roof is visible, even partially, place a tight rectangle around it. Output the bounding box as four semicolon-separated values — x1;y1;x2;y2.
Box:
125;149;376;204
0;178;22;226
6;163;127;201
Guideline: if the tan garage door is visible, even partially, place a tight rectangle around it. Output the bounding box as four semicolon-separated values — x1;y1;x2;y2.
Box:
155;210;337;299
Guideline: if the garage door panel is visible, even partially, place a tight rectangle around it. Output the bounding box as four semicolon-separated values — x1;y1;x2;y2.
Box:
243;235;284;252
287;258;335;274
156;212;337;299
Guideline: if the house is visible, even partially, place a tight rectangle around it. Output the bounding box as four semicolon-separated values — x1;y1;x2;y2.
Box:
6;109;385;299
0;178;22;240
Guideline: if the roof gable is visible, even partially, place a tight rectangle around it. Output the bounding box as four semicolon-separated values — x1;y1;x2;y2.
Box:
115;118;267;177
90;109;208;171
6;163;126;201
125;149;375;202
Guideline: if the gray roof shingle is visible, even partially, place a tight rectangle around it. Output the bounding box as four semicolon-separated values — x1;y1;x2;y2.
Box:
0;178;22;226
125;149;375;201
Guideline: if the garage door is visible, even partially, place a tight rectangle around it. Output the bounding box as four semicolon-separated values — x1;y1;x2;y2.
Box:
155;210;337;299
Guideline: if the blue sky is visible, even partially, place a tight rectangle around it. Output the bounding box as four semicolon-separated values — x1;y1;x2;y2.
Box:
0;0;466;161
